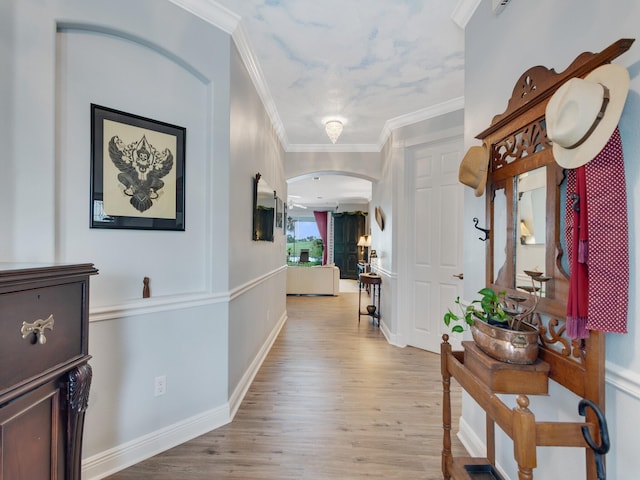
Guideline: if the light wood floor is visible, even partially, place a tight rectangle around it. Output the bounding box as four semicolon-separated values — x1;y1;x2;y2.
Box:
106;293;466;479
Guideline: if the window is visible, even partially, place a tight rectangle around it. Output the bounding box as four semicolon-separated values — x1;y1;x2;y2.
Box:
286;216;323;265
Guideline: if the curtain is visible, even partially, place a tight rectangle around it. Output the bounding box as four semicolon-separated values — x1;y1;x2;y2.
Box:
313;211;328;265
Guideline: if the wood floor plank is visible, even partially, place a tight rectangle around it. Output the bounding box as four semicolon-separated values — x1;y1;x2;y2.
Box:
105;293;466;479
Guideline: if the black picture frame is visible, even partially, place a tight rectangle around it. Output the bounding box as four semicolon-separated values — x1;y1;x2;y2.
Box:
282;202;287;233
275;197;284;229
90;104;186;230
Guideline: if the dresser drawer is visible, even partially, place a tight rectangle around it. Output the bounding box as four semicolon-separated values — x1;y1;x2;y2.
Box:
0;281;86;395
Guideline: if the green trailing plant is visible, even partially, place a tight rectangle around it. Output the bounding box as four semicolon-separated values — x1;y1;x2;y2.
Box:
443;287;510;334
444;271;550;334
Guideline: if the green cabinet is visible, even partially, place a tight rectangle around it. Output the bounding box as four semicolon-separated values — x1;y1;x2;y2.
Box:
333;212;365;279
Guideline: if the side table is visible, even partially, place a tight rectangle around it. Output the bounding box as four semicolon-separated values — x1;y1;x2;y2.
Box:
358;272;381;327
357;262;371;292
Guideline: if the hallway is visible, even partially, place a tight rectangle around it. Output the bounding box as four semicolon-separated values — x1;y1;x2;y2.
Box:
106;293;466;479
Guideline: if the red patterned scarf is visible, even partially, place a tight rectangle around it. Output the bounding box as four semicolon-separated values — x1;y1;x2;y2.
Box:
565;166;589;338
564;127;629;338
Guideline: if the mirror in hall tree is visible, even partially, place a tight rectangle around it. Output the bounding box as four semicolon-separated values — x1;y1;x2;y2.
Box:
486;143;568;311
516;167;547;294
253;173;276;241
492;187;507;287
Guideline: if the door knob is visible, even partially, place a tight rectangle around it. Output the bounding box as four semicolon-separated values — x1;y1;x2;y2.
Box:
453;273;464;280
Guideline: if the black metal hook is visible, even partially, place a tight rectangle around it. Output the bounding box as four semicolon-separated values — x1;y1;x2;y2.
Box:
579;398;610;480
570;193;580;212
473;217;490;242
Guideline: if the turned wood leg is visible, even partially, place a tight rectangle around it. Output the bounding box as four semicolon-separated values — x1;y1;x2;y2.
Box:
66;363;93;480
513;395;536;480
441;336;452;479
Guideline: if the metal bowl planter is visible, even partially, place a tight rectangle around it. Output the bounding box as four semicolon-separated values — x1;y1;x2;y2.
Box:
470;319;539;364
468;273;550;364
444;272;549;365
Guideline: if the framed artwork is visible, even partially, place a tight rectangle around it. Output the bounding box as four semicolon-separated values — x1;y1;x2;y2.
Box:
275;197;284;229
90;104;186;230
283;202;287;233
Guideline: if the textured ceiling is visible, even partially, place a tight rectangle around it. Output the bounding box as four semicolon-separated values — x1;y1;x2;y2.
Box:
171;0;476;208
213;0;466;148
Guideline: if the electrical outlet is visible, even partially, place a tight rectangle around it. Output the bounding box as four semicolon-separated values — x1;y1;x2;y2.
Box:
154;375;166;397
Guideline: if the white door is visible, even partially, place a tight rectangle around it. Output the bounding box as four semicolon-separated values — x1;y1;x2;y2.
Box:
406;138;464;352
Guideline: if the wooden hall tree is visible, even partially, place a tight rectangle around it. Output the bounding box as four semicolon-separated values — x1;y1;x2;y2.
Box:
441;39;634;480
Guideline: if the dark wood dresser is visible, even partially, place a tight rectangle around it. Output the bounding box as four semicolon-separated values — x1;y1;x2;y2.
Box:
0;263;98;480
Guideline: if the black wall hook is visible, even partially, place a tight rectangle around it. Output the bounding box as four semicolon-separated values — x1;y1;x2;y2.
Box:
473;217;490;242
570;192;580;212
579;398;610;480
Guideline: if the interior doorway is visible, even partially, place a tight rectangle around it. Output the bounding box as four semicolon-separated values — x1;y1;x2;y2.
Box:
403;136;464;353
286;173;373;275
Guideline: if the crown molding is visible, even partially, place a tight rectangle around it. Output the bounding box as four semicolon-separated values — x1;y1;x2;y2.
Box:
232;22;289;146
451;0;482;29
169;0;466;154
169;0;290;146
168;0;240;34
377;96;465;148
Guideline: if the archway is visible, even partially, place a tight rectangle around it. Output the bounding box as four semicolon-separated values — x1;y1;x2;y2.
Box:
286;172;372;275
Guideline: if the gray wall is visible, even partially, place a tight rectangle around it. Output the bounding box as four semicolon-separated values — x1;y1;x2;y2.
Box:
0;0;15;255
463;1;640;478
285;150;381;181
3;0;287;477
371;110;464;344
228;42;288;400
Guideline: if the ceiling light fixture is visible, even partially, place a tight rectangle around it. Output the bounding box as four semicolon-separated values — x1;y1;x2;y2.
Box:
325;120;343;144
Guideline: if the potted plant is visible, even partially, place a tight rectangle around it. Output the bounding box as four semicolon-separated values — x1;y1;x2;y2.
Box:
444;287;511;333
443;273;548;364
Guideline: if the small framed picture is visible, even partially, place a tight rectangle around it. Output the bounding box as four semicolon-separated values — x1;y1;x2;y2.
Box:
90;104;186;230
276;197;284;229
283;202;287;232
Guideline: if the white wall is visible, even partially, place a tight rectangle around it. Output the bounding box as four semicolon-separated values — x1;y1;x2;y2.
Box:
463;1;640;478
285;151;381;181
369;137;399;341
56;24;219;304
228;42;288;401
372;111;464;345
3;1;287;478
0;0;15;256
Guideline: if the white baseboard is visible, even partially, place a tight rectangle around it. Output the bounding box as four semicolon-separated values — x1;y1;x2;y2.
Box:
457;416;513;480
82;405;230;480
457;415;485;458
380;320;402;347
83;311;288;480
228;311;288;418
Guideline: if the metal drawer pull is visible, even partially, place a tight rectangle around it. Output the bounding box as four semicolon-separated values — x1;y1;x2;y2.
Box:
21;314;55;345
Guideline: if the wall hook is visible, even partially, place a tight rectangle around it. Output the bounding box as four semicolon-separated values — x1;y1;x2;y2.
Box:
570;193;580;212
579;399;610;480
143;277;150;298
473;217;490;242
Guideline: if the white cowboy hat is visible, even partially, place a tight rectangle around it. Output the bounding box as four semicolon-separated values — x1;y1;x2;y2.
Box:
458;145;489;197
545;63;629;169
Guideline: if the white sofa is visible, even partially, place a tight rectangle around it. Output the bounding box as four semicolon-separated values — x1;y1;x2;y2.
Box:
286;265;340;295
